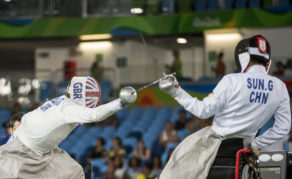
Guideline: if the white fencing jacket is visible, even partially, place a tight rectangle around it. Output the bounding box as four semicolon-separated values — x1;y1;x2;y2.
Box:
174;65;291;149
14;96;122;155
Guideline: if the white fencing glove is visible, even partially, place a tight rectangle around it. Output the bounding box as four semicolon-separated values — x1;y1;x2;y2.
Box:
159;75;179;97
119;86;137;105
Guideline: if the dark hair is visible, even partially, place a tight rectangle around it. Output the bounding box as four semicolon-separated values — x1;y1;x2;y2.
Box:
250;57;266;66
143;162;153;170
128;156;141;167
151;156;162;168
9;112;24;128
98;137;106;146
218;52;224;58
113;136;122;146
112;155;123;168
179;109;186;114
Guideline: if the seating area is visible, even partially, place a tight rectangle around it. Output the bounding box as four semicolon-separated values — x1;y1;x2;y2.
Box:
58;106;184;160
55;106;192;178
0;105;290;179
138;0;292;15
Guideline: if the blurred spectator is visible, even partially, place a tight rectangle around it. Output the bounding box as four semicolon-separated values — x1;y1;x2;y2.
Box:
150;156;162;177
87;138;106;162
101;162;118;179
126;157;141;179
165;148;175;165
174;109;188;130
187;115;202;133
158;121;179;147
137;163;154;179
0;112;23;146
215;52;226;77
91;60;104;81
166;49;182;79
133;139;151;162
113;155;127;179
284;59;292;77
30;102;40;111
200;118;213;128
3;122;12;135
11;102;22;115
108;137;126;159
273;61;285;77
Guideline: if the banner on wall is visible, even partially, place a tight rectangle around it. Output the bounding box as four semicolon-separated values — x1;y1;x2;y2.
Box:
136;83;216;106
2;9;292;38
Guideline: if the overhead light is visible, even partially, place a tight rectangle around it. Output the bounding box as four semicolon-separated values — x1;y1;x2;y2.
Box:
79;34;112;41
78;41;112;50
130;8;143;14
4;0;11;2
176;38;187;44
206;33;242;41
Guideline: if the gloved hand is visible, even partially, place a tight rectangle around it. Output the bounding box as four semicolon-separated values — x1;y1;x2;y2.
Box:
159;75;179;97
119;86;137;105
250;143;260;157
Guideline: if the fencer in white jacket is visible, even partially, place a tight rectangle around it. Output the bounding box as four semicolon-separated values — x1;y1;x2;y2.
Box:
0;76;137;179
159;35;291;179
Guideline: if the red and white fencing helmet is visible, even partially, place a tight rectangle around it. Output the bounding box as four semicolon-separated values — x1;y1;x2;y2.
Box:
68;76;101;108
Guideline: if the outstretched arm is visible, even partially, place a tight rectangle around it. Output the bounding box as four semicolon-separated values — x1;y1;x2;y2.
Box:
62;86;137;123
159;75;230;119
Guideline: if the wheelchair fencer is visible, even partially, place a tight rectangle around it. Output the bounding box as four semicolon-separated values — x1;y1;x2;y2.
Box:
207;138;292;179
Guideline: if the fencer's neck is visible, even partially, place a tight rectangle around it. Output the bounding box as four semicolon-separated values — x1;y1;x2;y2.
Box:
246;65;266;73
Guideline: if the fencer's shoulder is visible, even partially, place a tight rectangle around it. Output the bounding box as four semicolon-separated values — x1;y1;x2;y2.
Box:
269;75;287;88
220;73;241;82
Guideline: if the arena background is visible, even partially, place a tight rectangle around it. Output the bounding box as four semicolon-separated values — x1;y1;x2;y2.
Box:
0;0;292;179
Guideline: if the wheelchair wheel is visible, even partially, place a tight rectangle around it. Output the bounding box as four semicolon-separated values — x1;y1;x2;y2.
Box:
241;164;249;179
241;164;255;179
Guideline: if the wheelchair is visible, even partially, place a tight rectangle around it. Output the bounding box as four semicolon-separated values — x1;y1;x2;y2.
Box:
207;138;292;179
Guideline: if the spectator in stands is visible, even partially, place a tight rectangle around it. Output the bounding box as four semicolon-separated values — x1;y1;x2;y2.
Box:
126;156;142;179
188;115;202;132
113;155;127;179
0;112;23;146
200;118;213;128
215;52;226;77
273;61;285;77
108;136;126;159
133;139;151;162
284;59;292;77
87;137;106;163
174;109;189;130
91;60;104;81
158;121;179;147
101;162;117;179
11;102;22;115
166;49;182;79
184;120;195;135
151;156;162;177
30;102;40;111
3;122;12;135
137;163;154;179
165;148;175;166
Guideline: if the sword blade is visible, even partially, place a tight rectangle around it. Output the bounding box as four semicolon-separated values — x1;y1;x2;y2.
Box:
133;72;176;93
